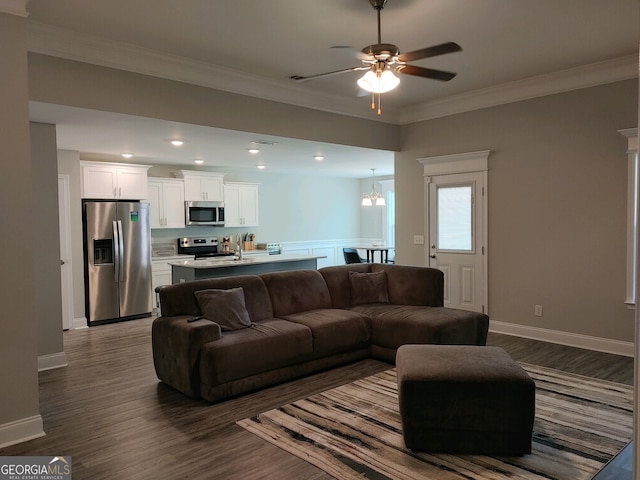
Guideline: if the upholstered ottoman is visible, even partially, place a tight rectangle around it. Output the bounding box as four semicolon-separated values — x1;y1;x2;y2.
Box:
396;344;535;455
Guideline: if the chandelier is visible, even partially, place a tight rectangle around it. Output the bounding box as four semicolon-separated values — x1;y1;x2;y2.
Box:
362;168;386;206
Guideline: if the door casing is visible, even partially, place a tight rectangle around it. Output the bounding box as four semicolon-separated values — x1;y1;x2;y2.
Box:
418;151;489;314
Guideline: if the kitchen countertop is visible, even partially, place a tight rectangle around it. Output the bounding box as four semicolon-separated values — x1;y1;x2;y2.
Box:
152;254;194;261
168;254;325;269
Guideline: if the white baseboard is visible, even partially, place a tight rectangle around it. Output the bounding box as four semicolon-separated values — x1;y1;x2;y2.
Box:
0;415;45;449
490;320;634;357
72;316;88;329
37;352;68;371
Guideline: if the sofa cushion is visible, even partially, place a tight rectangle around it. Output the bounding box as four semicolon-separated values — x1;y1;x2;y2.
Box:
280;309;371;358
319;264;373;309
199;319;313;386
261;270;332;317
353;304;489;350
158;275;274;322
194;287;252;331
371;264;444;307
349;271;390;306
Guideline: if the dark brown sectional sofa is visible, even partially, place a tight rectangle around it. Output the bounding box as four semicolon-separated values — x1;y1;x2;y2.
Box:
152;263;489;402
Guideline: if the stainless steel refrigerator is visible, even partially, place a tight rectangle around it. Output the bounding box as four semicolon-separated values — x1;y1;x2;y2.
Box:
82;201;153;325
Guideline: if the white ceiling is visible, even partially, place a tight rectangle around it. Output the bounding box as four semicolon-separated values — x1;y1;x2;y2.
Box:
24;0;639;178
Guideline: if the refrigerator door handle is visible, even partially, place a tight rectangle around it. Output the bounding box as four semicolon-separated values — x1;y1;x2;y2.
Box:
117;220;125;282
112;221;120;283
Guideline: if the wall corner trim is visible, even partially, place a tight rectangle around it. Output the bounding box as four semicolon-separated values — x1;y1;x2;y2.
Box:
0;415;45;449
37;352;68;371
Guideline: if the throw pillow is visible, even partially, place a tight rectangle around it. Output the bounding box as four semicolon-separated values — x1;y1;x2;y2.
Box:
194;287;252;331
349;271;390;306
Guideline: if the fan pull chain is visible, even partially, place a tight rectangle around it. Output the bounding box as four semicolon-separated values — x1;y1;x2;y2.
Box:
370;91;383;116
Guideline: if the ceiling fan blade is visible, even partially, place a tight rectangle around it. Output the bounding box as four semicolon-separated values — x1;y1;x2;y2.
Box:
290;66;369;82
330;45;370;61
398;42;462;63
399;64;457;81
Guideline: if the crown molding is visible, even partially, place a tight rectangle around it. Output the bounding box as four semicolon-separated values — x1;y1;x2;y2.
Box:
26;21;637;126
0;0;27;17
398;55;638;125
26;22;401;124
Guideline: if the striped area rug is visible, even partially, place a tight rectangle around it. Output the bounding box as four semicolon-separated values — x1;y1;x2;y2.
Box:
237;364;633;480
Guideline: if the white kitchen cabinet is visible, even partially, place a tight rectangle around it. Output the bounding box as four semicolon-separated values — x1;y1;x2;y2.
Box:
224;182;259;227
151;255;194;315
81;161;150;199
151;259;172;316
174;170;225;201
147;178;185;229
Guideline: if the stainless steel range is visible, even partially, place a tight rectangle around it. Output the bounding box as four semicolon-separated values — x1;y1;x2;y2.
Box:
177;236;236;260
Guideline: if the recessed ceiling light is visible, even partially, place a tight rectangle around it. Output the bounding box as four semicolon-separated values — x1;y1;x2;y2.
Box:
193;159;204;164
170;140;184;146
248;148;260;154
256;165;266;170
314;155;325;161
121;153;133;158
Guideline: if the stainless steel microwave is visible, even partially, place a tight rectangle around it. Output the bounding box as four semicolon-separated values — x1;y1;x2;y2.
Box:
185;201;225;226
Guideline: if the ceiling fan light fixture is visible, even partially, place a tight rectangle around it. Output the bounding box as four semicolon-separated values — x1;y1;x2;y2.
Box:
357;68;400;94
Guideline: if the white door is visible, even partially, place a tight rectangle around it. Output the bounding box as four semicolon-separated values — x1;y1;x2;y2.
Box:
428;172;485;313
58;175;74;330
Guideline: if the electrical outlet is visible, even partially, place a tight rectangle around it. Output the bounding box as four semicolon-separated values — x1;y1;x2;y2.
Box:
413;235;425;245
534;305;543;317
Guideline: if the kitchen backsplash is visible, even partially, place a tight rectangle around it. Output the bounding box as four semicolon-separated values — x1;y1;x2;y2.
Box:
151;241;177;257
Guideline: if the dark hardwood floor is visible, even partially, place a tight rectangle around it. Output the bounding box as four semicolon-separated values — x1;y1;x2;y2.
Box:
0;318;634;479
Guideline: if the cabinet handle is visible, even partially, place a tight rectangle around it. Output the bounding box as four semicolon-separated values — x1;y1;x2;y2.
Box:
113;187;117;198
119;187;122;197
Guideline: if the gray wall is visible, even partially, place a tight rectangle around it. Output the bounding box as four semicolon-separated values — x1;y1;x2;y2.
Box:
0;11;41;436
28;53;400;152
30;122;64;357
396;79;637;343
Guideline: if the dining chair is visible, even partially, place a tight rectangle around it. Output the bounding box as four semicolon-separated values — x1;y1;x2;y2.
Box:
343;248;366;264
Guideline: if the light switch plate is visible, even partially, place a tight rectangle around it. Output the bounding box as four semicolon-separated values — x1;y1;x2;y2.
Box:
413;235;425;245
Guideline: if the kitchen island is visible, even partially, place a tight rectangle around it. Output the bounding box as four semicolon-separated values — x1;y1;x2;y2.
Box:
169;254;326;283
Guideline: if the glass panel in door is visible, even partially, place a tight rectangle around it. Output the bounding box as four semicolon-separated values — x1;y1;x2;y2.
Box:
437;185;473;252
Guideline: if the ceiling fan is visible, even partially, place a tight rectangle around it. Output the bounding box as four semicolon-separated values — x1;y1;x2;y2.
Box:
290;0;462;115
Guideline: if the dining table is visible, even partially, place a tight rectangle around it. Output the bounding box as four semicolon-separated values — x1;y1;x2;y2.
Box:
353;245;392;263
